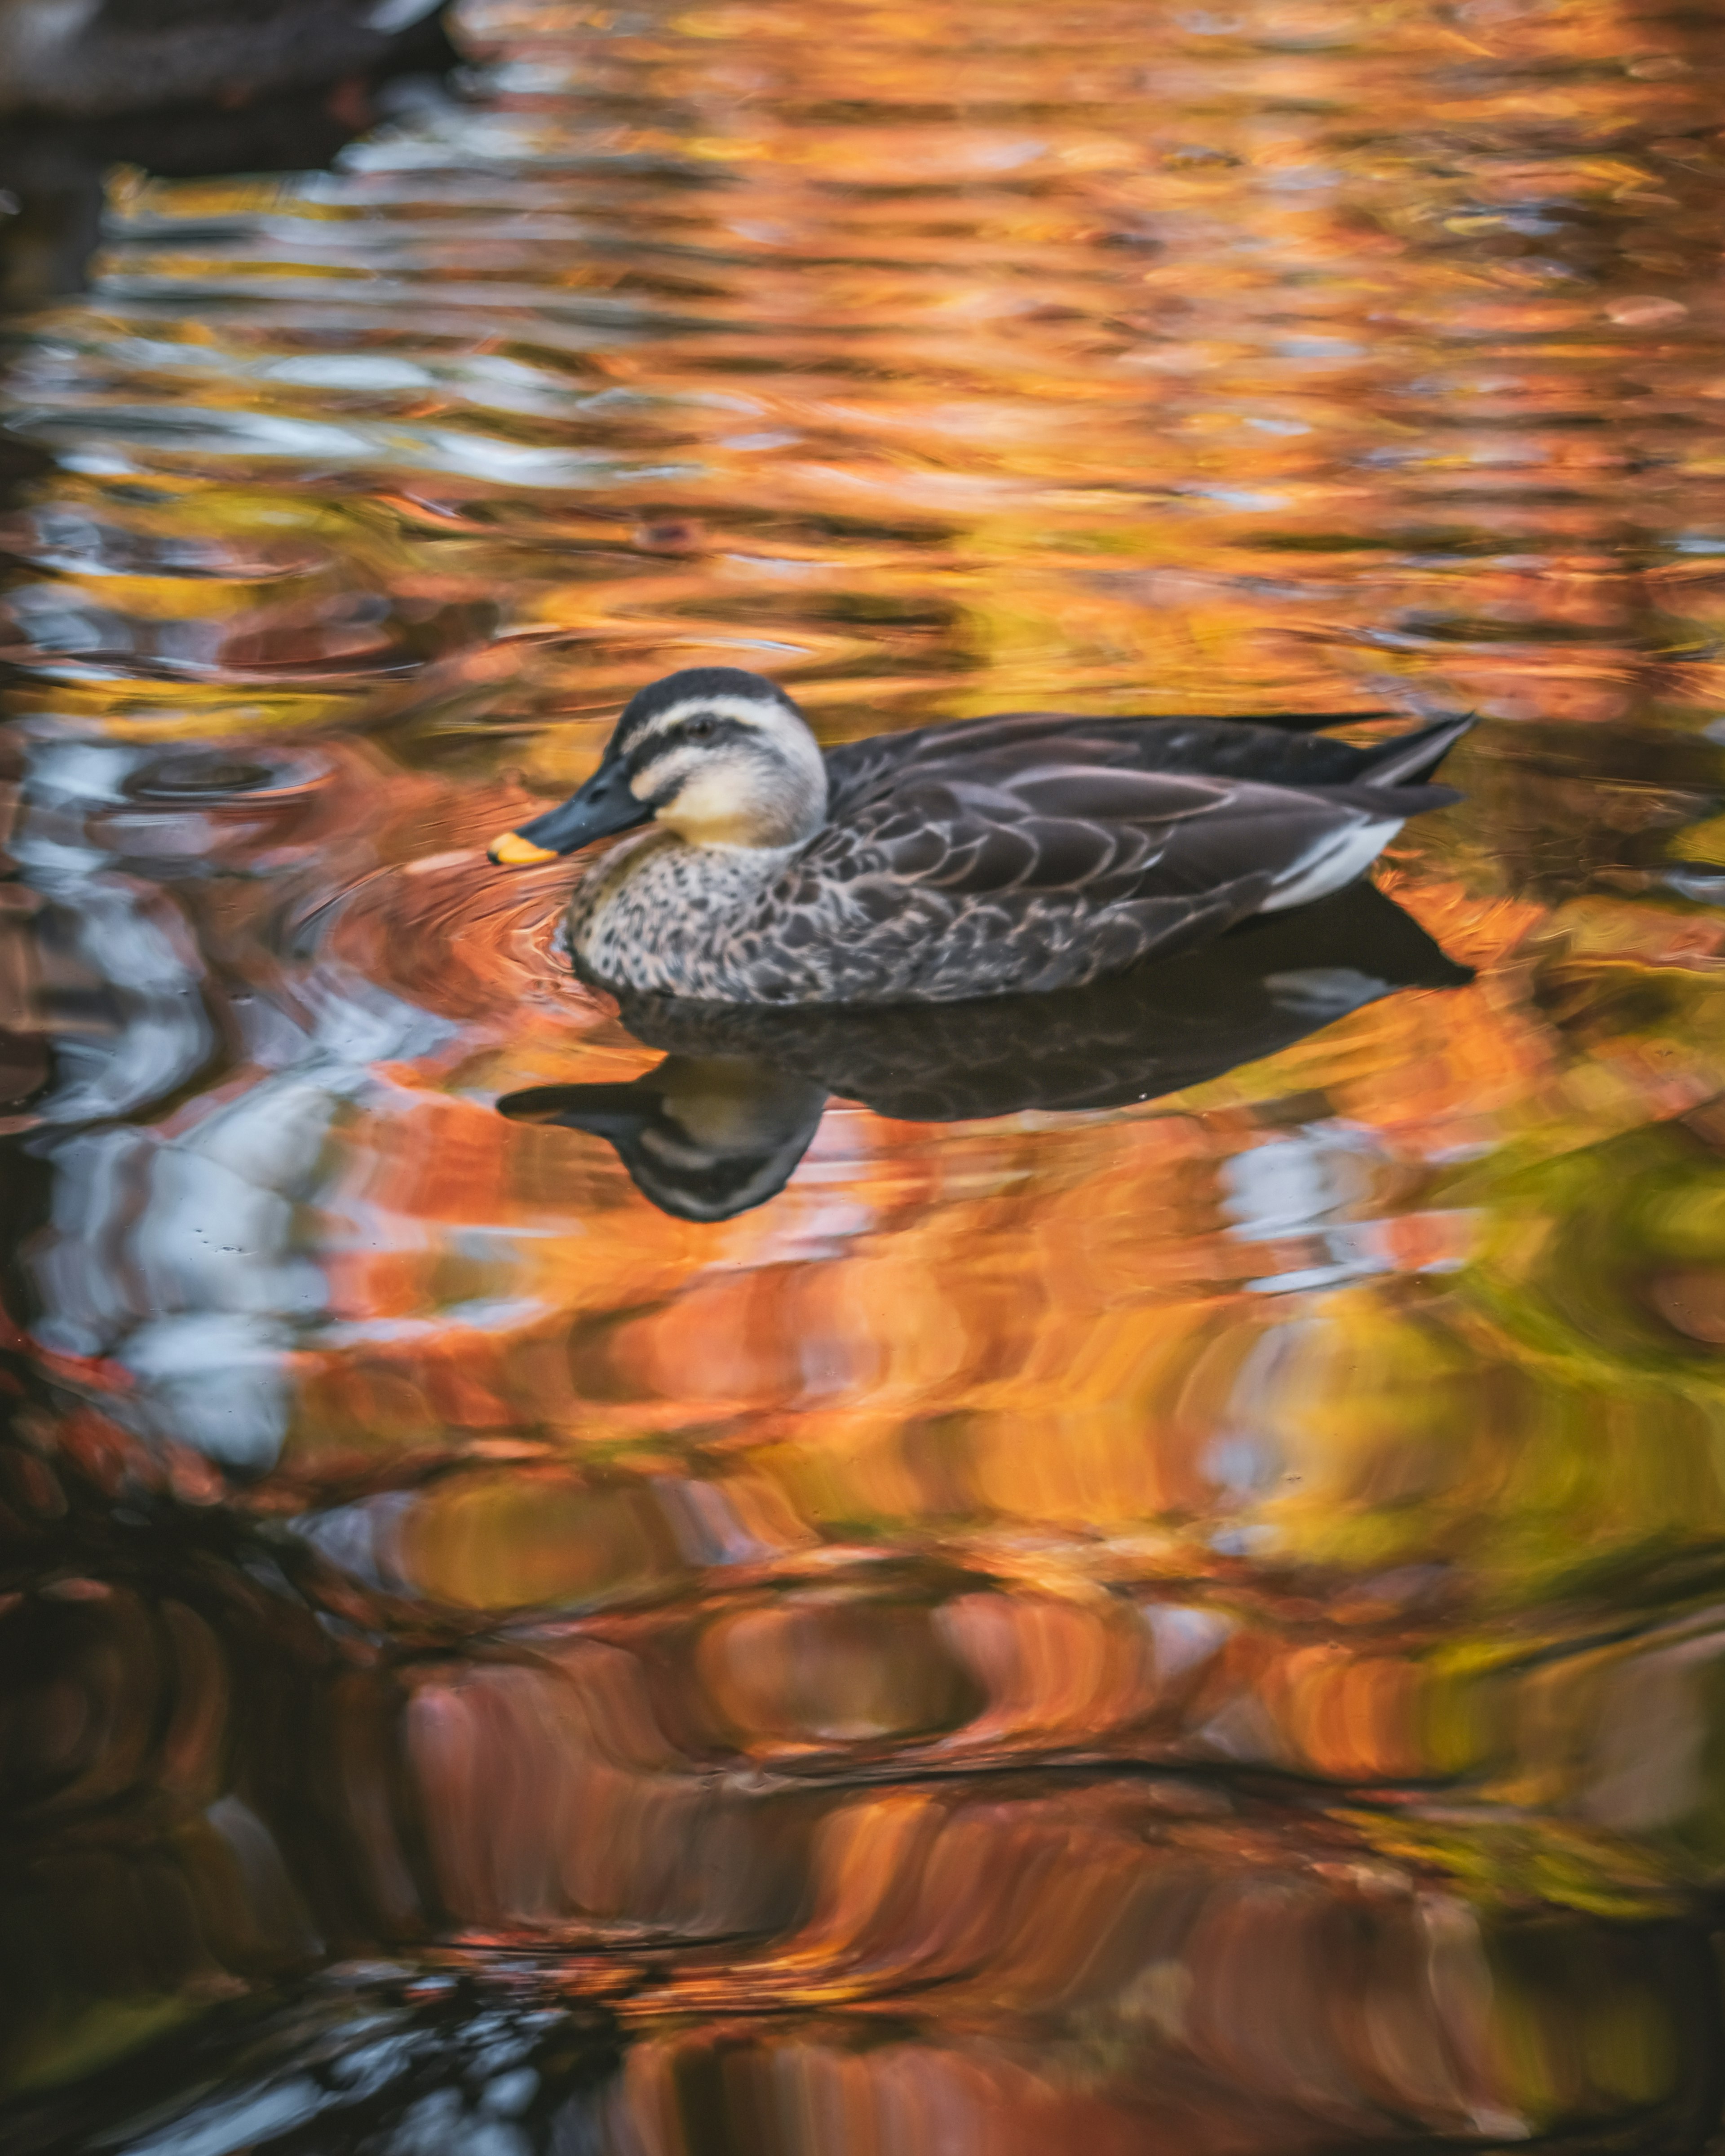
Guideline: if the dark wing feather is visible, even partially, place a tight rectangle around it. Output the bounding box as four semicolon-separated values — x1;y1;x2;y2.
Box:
818;762;1368;907
822;707;1417;816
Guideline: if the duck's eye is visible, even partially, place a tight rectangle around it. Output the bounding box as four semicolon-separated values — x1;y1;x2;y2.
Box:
686;716;716;741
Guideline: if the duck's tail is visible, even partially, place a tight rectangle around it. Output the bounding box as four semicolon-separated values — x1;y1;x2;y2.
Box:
1357;712;1477;789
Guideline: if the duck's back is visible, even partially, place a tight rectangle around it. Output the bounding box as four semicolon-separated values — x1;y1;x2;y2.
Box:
823;707;1407;813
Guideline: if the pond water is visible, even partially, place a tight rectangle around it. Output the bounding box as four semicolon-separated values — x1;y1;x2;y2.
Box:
7;0;1725;2147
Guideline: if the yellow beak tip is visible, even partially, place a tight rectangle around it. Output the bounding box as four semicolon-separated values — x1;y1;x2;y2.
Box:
488;831;559;867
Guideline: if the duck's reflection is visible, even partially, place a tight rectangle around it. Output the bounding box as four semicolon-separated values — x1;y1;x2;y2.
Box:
499;882;1471;1220
503;1056;829;1223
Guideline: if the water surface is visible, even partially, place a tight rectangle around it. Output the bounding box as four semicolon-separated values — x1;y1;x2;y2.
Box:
8;0;1725;2146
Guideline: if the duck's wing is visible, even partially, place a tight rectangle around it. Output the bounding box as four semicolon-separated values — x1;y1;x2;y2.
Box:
823;707;1438;816
814;753;1452;909
782;746;1459;997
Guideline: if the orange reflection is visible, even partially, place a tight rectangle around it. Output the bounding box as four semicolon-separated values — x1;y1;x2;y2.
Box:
7;0;1725;2143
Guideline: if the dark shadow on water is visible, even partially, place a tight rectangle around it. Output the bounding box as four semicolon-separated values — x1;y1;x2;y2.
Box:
499;882;1472;1221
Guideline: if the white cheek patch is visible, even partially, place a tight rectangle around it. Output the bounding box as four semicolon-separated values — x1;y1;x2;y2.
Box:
670;759;765;822
630;750;694;802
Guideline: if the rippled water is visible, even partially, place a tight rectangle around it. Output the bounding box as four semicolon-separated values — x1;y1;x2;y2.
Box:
8;0;1725;2146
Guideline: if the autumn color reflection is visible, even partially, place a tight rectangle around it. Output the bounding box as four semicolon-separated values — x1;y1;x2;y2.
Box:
10;0;1725;2146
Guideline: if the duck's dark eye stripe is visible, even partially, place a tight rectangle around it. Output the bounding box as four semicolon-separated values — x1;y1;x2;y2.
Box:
624;715;750;762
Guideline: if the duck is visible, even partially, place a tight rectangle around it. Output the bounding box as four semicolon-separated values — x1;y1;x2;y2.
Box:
487;667;1473;1007
497;879;1473;1219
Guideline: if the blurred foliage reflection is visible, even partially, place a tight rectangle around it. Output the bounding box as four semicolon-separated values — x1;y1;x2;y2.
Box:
10;0;1725;2147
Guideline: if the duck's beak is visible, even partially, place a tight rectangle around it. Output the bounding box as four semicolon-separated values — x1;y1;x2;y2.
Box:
487;764;654;866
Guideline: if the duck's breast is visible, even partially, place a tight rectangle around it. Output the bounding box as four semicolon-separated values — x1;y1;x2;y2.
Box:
566;831;809;997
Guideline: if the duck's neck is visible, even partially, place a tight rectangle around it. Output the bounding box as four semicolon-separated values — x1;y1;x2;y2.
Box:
564;825;803;987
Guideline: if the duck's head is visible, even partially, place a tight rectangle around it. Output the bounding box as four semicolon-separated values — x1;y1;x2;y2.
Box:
488;666;828;866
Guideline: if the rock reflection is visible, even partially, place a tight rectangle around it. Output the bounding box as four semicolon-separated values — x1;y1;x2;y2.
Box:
501;883;1472;1219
